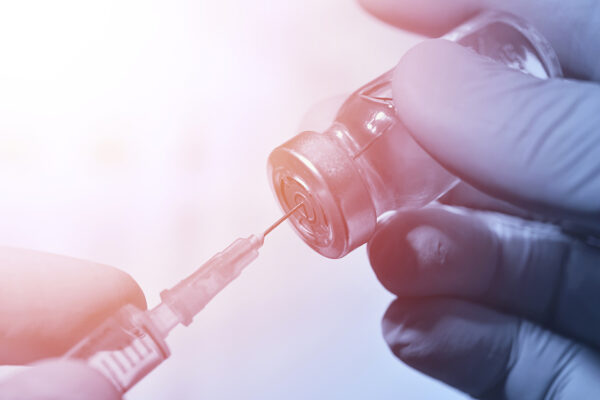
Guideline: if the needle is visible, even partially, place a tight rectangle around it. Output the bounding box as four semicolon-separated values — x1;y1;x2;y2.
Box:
263;202;304;239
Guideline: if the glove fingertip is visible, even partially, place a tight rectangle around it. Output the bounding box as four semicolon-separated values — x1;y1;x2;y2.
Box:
357;0;476;36
367;207;498;297
382;298;515;397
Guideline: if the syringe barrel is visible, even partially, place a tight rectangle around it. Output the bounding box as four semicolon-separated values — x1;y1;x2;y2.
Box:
63;235;263;394
160;235;262;326
64;304;170;394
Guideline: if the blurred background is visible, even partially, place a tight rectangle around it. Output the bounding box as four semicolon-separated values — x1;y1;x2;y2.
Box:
0;0;464;398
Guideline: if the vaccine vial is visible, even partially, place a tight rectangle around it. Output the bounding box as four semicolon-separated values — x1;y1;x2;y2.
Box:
268;11;563;259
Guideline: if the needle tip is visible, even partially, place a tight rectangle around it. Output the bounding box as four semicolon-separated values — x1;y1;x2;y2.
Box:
262;202;304;240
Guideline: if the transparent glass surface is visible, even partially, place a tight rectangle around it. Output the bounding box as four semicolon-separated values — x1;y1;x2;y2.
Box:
269;11;563;258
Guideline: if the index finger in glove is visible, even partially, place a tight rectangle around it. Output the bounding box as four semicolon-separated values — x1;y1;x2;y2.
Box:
358;0;600;80
368;206;600;350
394;39;600;226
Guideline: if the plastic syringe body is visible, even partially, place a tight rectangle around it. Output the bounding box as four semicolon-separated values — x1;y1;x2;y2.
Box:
64;234;264;394
157;234;263;329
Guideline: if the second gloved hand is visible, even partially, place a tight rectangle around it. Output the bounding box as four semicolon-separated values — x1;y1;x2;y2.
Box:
360;0;600;398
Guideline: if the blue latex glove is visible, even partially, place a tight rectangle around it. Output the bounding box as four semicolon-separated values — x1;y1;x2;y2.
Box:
359;0;600;398
0;247;145;399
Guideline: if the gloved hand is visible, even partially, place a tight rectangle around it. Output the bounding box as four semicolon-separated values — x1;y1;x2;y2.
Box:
0;247;145;400
359;0;600;398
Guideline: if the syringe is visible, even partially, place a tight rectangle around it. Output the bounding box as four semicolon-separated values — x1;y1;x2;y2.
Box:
64;203;303;394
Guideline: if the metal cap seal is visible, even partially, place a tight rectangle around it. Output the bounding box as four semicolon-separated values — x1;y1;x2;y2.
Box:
268;131;377;259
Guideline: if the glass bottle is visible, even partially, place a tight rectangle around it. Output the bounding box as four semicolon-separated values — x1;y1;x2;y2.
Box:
267;11;563;259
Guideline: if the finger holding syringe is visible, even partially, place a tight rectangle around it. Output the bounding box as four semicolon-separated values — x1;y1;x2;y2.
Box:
65;202;304;394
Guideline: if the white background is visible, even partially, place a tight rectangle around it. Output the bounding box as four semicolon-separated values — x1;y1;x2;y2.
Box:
0;0;465;399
